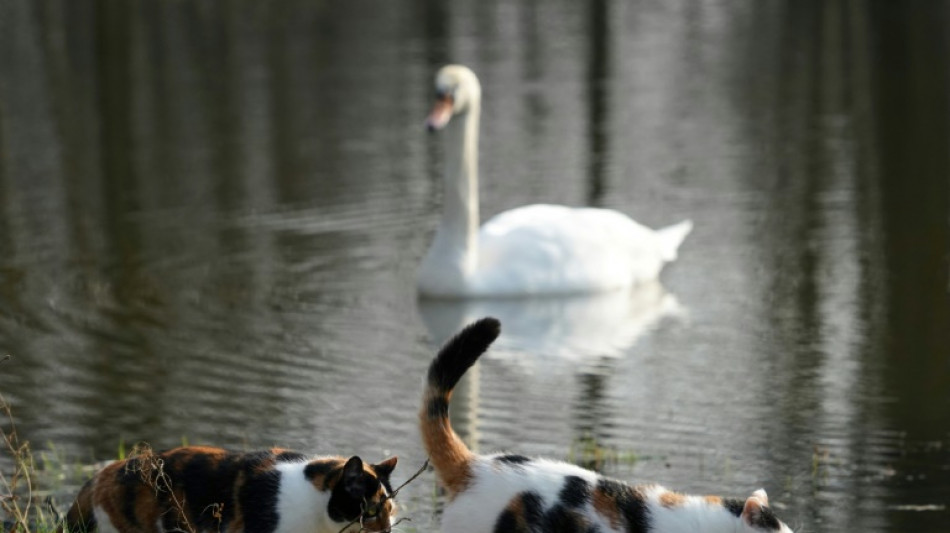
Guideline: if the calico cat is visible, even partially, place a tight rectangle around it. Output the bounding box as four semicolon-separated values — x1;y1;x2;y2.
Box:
60;446;398;533
420;317;795;533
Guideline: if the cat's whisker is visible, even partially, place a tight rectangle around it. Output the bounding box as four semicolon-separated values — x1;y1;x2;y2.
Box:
336;516;362;533
385;458;429;501
388;523;413;533
389;516;412;529
337;458;428;533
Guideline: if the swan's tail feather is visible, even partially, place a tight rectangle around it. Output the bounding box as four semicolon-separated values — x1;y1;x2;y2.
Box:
656;219;693;262
420;317;501;496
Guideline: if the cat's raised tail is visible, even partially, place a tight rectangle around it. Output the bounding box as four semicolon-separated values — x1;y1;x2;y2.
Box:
420;317;501;496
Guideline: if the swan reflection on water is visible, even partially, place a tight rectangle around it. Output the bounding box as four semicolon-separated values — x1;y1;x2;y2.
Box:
417;281;685;456
417;280;684;364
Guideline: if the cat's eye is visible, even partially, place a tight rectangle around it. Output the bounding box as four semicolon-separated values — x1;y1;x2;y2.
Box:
362;501;379;517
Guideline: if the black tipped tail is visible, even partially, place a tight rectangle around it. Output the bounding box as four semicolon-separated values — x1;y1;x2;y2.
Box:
427;317;501;395
420;317;500;495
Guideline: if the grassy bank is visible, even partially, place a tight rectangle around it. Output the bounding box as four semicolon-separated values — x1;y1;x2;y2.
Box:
1;361;60;532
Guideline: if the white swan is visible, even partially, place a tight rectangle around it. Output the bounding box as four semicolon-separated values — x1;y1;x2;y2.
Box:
419;65;692;298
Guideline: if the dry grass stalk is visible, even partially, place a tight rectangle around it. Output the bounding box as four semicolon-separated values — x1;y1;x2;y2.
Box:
123;443;200;533
336;458;429;533
1;354;39;532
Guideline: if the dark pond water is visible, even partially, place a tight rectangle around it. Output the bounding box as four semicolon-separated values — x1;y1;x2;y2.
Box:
2;1;949;531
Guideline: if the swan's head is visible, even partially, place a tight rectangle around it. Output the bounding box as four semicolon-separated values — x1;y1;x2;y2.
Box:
426;65;482;131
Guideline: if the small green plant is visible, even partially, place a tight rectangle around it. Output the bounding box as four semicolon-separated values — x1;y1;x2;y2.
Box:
1;355;63;532
567;434;638;471
811;445;833;483
37;443;93;495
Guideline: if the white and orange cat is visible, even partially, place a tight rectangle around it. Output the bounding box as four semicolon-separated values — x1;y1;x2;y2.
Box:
60;446;398;533
421;317;795;533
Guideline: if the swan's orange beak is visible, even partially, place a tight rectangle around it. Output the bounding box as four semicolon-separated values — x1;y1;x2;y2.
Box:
426;96;454;132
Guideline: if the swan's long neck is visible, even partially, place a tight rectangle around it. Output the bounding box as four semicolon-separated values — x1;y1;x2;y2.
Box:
439;100;480;272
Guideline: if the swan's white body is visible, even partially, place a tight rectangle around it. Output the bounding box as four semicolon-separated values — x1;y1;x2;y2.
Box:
419;65;692;298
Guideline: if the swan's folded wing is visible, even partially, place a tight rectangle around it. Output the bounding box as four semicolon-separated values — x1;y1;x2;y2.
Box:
476;204;668;294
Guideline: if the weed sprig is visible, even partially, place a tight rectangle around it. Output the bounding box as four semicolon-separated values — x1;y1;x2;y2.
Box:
0;355;51;532
336;458;429;533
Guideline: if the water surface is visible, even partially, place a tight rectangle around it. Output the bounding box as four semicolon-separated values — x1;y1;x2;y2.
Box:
1;1;949;532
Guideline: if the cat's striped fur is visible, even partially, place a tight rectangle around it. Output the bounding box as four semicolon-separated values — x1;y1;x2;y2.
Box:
420;317;795;533
60;446;397;533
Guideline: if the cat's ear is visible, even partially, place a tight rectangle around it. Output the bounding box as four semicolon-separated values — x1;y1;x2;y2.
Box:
740;489;769;526
373;456;398;479
341;456;365;494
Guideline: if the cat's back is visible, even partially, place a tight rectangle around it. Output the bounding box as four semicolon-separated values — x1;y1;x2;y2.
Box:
97;445;303;503
441;454;610;532
69;446;313;533
439;454;793;533
468;454;600;496
146;445;306;481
